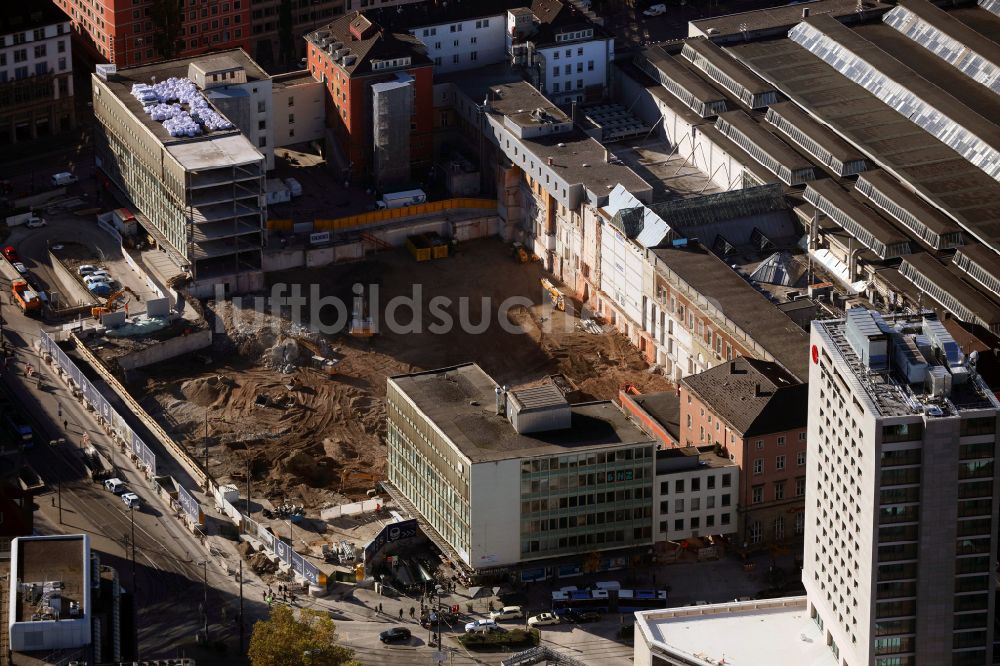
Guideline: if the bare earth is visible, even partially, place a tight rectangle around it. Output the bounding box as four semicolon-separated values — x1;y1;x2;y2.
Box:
131;238;671;509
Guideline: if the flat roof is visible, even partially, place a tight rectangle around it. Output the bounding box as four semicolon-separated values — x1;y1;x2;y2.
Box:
479;80;651;197
15;536;85;623
650;244;811;382
637;597;838;666
165;134;263;170
626;390;681;442
390;364;653;463
689;0;891;39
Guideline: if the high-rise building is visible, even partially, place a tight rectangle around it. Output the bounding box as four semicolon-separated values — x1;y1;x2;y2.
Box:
0;5;76;147
805;309;1000;665
53;0;250;67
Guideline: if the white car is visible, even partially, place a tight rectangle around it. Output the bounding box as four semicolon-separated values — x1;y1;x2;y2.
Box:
12;262;26;274
528;613;561;627
77;264;99;275
89;270;112;279
25;217;46;228
83;274;111;284
490;606;524;621
122;492;141;509
104;478;126;494
464;619;499;634
643;3;666;15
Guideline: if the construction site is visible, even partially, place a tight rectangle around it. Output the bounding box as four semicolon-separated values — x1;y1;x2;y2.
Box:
127;238;671;514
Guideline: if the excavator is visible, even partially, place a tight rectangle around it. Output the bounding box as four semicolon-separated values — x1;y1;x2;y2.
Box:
91;286;141;318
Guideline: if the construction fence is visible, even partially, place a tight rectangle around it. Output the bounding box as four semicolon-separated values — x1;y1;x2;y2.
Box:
39;330;157;476
267;198;498;233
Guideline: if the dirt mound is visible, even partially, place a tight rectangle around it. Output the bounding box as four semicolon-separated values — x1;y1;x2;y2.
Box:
249;552;278;575
180;375;230;407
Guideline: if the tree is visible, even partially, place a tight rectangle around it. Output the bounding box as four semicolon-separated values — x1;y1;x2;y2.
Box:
248;606;360;666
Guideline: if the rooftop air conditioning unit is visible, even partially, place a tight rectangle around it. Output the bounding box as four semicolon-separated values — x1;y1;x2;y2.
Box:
332;41;343;50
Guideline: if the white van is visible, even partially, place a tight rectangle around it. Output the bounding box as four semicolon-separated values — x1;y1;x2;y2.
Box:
376;189;427;210
104;478;126;494
464;619;499;634
122;492;141;510
489;606;524;621
51;172;79;187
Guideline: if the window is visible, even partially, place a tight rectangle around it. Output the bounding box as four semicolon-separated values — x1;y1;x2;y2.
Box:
753;458;763;475
434;41;441;49
749;521;762;545
434;56;442;65
795;512;804;535
675;479;684;493
470;51;477;61
257;101;266;113
288;114;294;124
577;62;583;73
774;516;784;540
13;49;26;63
752;486;763;503
774;481;785;500
674;499;684;512
674;518;684;531
707;496;715;508
755;440;764;450
288;96;294;107
34;44;46;58
798;432;806;441
795;477;806;497
587;60;594;71
691;478;700;492
552;66;559;77
564;64;571;75
687;414;692;429
258;120;266;130
553;50;559;59
721;513;730;525
797;451;806;466
34;63;47;76
707;476;715;490
453;40;459;47
722;473;731;487
775;455;785;471
553;82;560;92
777;436;785;447
471;36;477;44
691;498;700;511
288;128;294;138
691;516;700;529
258;136;266;147
452;54;459;63
707;514;715;527
577;79;583;89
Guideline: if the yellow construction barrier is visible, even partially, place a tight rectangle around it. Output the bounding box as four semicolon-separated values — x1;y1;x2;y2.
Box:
267;218;293;231
315;198;497;232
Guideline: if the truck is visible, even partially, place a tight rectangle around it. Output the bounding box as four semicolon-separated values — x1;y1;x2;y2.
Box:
111;208;138;235
11;279;42;314
376;189;427;210
82;447;115;482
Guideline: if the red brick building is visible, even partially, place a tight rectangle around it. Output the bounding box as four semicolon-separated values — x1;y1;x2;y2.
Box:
53;0;250;66
305;13;433;185
681;357;808;551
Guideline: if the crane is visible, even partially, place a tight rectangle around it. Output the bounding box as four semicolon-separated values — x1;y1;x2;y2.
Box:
91;286;141;318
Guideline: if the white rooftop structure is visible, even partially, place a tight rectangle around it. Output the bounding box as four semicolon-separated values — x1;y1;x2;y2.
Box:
165;133;265;170
634;597;838;666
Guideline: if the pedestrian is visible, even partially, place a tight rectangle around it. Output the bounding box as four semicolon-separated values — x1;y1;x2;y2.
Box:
409;606;415;618
399;608;404;620
378;602;383;614
63;419;68;431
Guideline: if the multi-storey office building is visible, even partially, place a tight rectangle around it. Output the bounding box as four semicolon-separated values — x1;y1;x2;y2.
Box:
0;5;75;147
53;0;250;66
652;445;738;544
807;309;1000;665
92;52;267;294
385;363;656;571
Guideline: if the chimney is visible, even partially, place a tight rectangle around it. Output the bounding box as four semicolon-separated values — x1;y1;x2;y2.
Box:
802;7;810;17
754;383;761;397
730;360;736;374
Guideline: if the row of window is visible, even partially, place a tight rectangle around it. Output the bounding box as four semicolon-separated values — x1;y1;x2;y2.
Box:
747;514;804;544
660;512;731;533
551;61;596;77
1;24;63;48
660;494;730;513
751;452;806;474
659;473;731;494
752;478;806;503
2;39;66;66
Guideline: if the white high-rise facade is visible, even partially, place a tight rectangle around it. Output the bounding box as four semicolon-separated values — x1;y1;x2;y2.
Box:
806;309;1000;666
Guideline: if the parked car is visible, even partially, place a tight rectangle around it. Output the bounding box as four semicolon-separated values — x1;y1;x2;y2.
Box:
643;3;667;15
489;606;524;621
122;492;141;509
90;284;113;297
3;246;17;261
379;627;411;644
528;613;561;627
83;273;110;283
88;270;112;280
25;217;46;228
12;262;26;274
77;265;98;275
555;609;601;623
50;172;79;187
104;478;126;494
464;619;500;634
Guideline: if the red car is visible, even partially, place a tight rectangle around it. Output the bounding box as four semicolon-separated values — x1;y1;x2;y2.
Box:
2;246;16;262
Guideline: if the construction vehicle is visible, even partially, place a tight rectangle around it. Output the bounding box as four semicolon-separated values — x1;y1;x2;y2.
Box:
540;277;566;311
349;287;374;338
91;286;141;318
11;279;41;314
